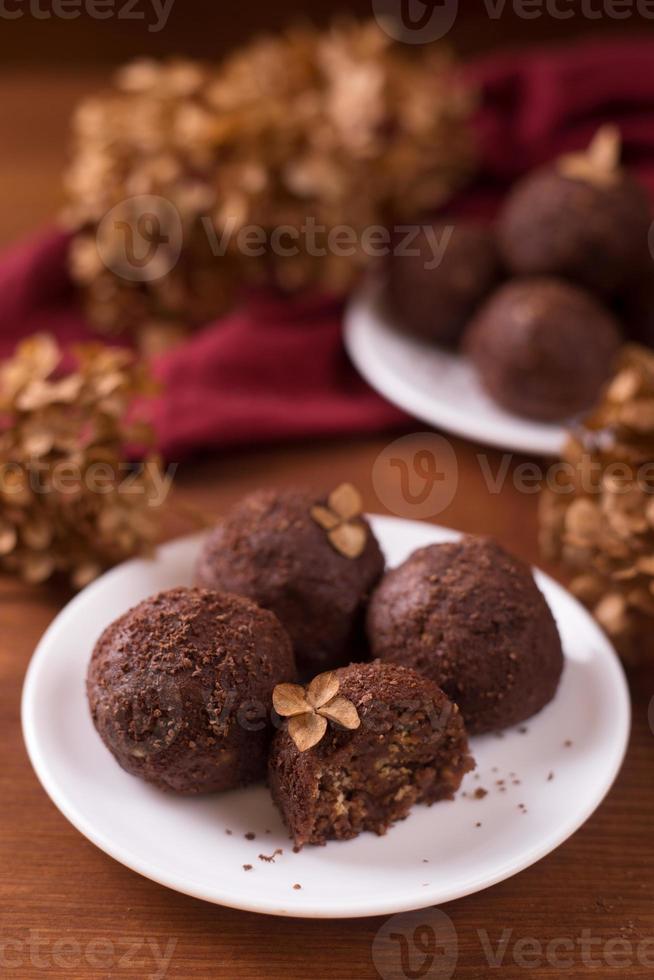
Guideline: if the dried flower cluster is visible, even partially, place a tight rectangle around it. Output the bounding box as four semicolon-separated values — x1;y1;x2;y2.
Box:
311;482;367;558
540;345;654;663
65;19;475;339
273;672;360;751
0;335;163;588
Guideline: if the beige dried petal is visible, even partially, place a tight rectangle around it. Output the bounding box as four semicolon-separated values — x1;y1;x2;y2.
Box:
72;563;102;590
317;695;360;730
310;504;340;531
0;521;17;556
635;555;654;575
272;683;311;718
329;522;367;559
21;519;53;550
607;368;640;404
328;482;362;521
595;592;629;637
558;125;621;188
618;400;654;432
288;712;328;752
21;553;56;584
307;671;340;709
564;498;601;543
570;573;605;605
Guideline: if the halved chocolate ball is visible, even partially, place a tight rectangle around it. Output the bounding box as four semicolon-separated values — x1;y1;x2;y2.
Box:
87;587;296;793
195;486;385;675
268;661;474;848
366;536;564;735
384;222;500;346
464;277;621;421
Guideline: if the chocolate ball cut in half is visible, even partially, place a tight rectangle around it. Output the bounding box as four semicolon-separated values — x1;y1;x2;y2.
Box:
366;536;564;735
384;221;500;347
87;586;296;794
195;484;385;675
268;661;474;848
497;126;650;296
464;276;622;421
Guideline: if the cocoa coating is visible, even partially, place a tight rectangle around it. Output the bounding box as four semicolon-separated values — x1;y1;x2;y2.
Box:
464;277;622;421
195;488;385;674
87;587;296;794
385;222;500;346
497;165;650;295
269;661;474;847
366;537;564;734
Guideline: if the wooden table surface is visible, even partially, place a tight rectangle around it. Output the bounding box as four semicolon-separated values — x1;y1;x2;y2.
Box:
2;70;654;980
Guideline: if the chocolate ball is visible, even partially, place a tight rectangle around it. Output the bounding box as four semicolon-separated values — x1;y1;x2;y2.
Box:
384;222;500;346
195;486;385;675
497;133;650;295
87;587;296;794
464;277;622;421
269;661;474;848
366;537;564;734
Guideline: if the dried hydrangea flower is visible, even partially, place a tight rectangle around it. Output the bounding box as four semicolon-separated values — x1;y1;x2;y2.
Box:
540;345;654;664
64;19;476;343
0;334;164;588
310;482;367;558
273;671;360;751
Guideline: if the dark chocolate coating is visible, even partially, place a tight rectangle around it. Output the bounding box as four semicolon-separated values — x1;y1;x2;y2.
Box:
385;222;500;346
269;661;474;847
366;537;564;735
195;488;385;674
464;277;621;421
497;166;650;295
87;587;296;794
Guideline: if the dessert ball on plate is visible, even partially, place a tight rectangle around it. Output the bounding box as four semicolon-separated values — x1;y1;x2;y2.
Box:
195;485;385;674
367;536;564;734
384;222;500;346
87;587;296;793
269;661;474;848
464;277;621;421
497;126;650;296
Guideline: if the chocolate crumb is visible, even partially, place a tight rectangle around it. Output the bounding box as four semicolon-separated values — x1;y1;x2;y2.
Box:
293;883;302;890
243;864;253;871
258;849;283;863
564;740;573;747
518;726;528;734
225;829;233;835
245;832;256;841
547;771;555;781
475;822;482;828
474;788;488;799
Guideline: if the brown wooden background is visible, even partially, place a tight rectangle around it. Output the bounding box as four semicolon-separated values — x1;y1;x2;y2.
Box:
2;6;654;980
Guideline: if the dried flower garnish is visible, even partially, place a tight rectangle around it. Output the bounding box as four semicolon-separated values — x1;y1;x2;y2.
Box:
64;19;476;340
0;334;164;588
558;125;622;188
311;482;367;558
540;345;654;664
273;671;360;751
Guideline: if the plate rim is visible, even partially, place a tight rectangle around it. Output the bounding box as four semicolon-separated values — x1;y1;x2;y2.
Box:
344;281;568;458
21;518;631;918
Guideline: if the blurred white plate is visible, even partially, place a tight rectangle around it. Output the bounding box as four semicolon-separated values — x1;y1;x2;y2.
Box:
344;280;568;456
22;517;629;918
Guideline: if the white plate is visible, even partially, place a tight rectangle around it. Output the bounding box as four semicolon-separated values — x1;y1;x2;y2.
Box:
344;280;568;457
22;518;630;919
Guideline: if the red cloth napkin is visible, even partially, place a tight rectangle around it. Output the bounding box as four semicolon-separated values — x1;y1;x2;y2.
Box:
1;39;654;459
